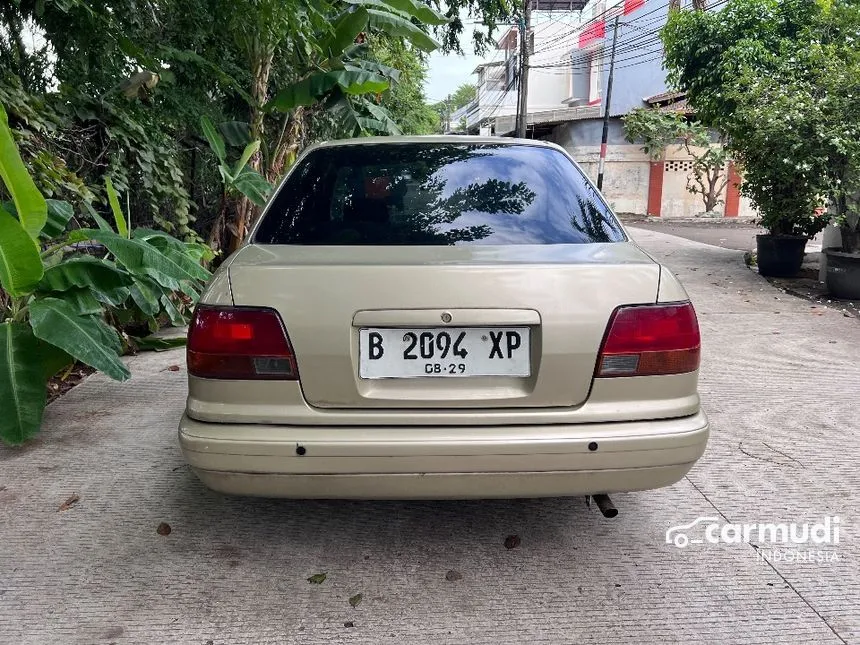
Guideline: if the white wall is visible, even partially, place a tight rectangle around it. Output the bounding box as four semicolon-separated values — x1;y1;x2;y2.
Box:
525;19;581;111
563;142;757;218
464;15;586;132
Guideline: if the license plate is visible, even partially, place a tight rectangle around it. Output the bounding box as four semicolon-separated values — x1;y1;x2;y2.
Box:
359;327;530;379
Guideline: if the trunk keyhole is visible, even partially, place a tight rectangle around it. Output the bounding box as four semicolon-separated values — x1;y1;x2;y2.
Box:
588;442;598;452
296;445;307;456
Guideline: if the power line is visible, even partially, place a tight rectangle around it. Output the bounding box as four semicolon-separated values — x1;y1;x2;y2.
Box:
459;0;729;129
531;0;729;57
529;0;729;70
530;0;674;55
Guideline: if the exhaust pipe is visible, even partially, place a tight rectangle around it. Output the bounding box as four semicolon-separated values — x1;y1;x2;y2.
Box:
590;494;618;518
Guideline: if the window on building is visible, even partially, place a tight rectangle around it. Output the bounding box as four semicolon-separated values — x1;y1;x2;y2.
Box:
505;55;519;90
569;45;603;104
588;47;602;103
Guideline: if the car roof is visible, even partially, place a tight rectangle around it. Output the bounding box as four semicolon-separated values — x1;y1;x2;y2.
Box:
311;135;562;150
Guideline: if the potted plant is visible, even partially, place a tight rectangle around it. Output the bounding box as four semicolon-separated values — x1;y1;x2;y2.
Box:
724;57;833;277
753;196;828;278
823;170;860;298
819;13;860;298
662;0;852;277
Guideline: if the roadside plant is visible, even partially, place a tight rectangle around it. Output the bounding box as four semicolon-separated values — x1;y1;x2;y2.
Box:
200;116;273;247
623;108;729;214
217;0;450;251
817;2;860;254
0;105;211;446
661;0;844;238
622;108;690;160
719;50;834;238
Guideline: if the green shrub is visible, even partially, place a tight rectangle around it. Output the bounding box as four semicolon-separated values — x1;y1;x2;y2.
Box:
0;104;211;445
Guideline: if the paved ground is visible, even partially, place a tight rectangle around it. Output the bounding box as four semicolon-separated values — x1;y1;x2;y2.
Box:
1;229;858;644
627;219;825;253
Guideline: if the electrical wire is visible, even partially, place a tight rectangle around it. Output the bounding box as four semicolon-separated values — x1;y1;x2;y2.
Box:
531;0;729;58
455;0;730;129
528;0;729;71
530;0;674;55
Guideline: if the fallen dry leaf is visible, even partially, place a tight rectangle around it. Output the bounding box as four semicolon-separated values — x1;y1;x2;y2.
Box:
344;622;355;628
504;535;521;550
349;593;363;608
445;570;463;582
167;365;180;371
157;522;172;536
307;573;327;584
57;494;80;512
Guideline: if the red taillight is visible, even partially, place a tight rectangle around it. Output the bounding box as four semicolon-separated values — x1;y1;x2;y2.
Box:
596;302;700;377
187;306;298;380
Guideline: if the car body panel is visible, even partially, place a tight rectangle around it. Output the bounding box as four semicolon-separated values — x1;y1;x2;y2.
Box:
226;244;661;409
658;265;691;302
186;371;700;426
179;410;708;498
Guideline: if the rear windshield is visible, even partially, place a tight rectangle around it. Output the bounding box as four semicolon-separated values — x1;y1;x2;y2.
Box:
253;143;625;245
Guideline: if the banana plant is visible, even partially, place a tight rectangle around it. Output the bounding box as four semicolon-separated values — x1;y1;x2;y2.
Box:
266;0;449;135
0;104;211;446
200;116;273;206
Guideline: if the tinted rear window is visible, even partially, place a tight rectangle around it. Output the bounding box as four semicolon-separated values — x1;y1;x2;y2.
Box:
253;143;625;245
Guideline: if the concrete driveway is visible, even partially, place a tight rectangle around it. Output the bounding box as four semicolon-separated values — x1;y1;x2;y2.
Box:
627;219;826;253
1;229;858;644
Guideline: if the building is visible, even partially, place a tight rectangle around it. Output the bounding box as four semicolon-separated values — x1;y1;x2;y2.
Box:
451;0;755;219
449;5;591;136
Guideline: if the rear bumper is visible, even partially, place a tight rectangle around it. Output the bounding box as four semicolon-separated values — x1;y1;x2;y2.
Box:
178;411;708;499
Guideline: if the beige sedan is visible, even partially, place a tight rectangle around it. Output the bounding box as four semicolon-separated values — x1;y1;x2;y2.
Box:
179;136;708;501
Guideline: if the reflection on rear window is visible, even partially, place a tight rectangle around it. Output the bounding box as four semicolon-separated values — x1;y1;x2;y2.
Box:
253;143;625;245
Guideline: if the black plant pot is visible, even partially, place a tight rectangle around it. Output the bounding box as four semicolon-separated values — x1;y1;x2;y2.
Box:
756;234;808;278
823;248;860;299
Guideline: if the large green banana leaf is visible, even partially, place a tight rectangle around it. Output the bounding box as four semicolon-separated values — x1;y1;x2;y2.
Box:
29;298;130;381
366;9;440;51
0;105;46;240
82;229;205;290
39;256;132;306
0;207;43;297
41;200;75;239
0;323;47;445
348;0;448;26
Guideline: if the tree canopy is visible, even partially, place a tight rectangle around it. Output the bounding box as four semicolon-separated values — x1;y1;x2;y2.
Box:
0;0;512;250
450;83;477;110
662;0;859;237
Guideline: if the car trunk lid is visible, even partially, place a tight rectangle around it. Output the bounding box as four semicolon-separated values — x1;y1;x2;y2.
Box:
227;243;659;409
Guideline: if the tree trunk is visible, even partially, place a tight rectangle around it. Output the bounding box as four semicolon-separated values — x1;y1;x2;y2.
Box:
704;167;727;212
227;45;274;252
268;107;305;182
208;192;230;251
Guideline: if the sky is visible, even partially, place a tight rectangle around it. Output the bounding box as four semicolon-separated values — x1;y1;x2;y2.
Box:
424;15;486;104
423;10;585;104
425;47;484;104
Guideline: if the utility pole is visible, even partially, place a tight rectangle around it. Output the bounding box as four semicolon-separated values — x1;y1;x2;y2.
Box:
515;0;531;138
597;16;619;191
445;94;451;133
